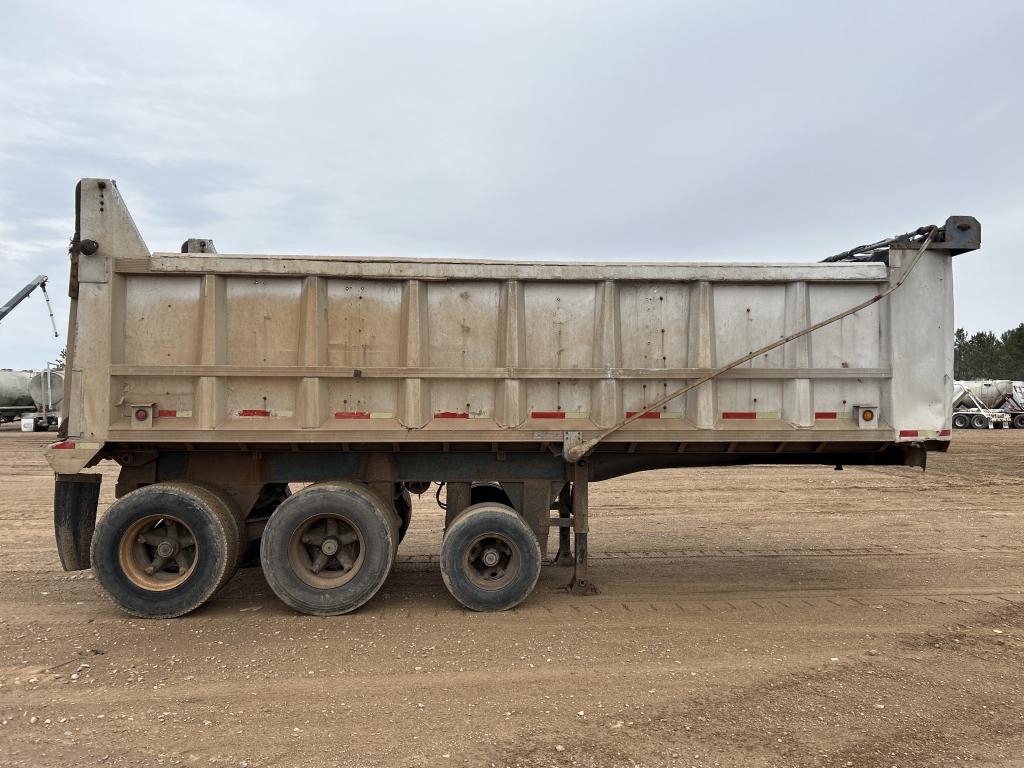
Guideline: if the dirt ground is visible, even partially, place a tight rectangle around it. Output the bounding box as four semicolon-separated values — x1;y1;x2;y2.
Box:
0;428;1022;768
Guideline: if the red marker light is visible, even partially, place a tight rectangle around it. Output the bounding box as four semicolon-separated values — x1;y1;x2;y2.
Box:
135;408;149;421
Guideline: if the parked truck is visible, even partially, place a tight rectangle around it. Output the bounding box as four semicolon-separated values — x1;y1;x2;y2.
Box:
47;179;980;618
951;380;1024;430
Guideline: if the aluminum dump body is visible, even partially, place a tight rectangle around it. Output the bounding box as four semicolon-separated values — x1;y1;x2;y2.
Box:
48;179;979;474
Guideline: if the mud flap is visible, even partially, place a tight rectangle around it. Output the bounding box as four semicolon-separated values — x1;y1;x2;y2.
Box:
54;473;102;570
903;444;927;470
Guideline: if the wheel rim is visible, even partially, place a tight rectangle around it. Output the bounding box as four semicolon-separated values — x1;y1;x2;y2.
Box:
118;515;199;591
463;533;521;591
288;513;365;589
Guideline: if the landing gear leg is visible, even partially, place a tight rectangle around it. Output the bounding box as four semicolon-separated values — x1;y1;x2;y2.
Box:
552;483;574;566
568;462;597;595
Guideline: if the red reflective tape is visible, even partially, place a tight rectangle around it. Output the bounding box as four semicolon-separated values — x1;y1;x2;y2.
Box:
814;411;837;419
238;409;271;417
334;411;370;419
434;412;470;419
939;428;951;437
626;411;661;419
899;429;919;438
51;441;76;450
722;412;757;420
531;411;566;419
157;409;177;418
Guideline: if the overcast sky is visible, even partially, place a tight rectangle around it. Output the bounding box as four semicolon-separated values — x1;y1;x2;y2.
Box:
1;1;1022;370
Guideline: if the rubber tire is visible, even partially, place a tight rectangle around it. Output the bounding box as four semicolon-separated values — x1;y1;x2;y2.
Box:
952;413;970;430
260;481;397;616
1013;414;1024;429
971;414;989;430
90;482;241;619
440;503;541;612
394;487;412;544
188;482;247;577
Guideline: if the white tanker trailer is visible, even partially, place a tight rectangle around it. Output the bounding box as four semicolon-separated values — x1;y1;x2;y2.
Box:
0;370;36;424
1;368;65;431
24;368;64;431
952;380;1024;429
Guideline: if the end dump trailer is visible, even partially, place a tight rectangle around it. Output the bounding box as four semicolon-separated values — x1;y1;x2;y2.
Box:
47;179;981;618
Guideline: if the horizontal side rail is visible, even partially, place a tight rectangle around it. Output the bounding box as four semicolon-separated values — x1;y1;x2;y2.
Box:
118;257;891;283
102;427;899;443
109;364;892;380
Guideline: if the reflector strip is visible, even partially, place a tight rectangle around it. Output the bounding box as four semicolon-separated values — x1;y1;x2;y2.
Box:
435;412;470;419
335;411;370;419
814;411;838;419
899;429;919;437
626;411;661;419
51;441;76;450
531;411;566;419
238;409;271;417
157;409;193;418
722;412;757;420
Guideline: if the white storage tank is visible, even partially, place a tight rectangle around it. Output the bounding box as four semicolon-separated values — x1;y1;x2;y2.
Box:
0;370;34;409
29;369;64;410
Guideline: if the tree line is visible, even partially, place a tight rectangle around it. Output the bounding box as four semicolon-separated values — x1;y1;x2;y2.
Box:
954;324;1024;380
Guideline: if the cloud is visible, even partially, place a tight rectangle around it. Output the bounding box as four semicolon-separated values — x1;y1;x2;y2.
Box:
2;0;1022;369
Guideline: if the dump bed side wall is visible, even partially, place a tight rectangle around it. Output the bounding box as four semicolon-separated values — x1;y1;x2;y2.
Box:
102;271;904;436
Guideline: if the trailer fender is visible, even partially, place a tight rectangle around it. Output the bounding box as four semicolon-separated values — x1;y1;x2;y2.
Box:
45;440;102;475
54;473;102;570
